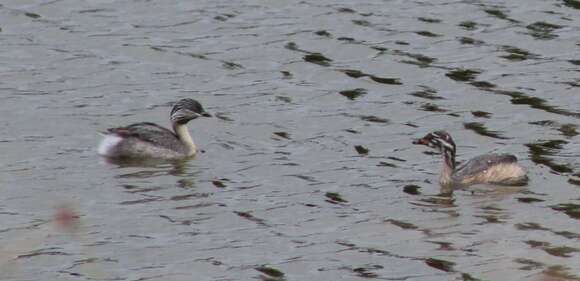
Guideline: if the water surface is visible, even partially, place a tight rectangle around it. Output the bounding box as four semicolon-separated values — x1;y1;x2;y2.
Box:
1;0;579;280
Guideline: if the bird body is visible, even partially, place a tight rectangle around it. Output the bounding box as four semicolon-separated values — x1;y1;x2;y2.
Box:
413;131;527;187
98;99;210;160
445;153;527;186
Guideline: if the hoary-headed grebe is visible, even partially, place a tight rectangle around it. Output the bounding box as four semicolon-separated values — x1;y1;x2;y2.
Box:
413;131;527;187
98;98;211;160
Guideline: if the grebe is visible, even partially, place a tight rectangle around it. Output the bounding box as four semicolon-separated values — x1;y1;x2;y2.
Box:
413;131;527;187
98;98;211;160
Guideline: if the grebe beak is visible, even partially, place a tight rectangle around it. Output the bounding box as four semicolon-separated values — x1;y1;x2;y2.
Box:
201;112;212;117
412;138;429;145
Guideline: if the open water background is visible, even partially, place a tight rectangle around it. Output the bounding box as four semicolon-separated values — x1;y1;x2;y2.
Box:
0;0;579;280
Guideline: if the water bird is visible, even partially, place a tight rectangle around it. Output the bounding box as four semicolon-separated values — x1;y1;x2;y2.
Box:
413;131;527;187
98;98;211;160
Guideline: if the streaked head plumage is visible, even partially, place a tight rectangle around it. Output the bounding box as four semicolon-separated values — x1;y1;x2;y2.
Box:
413;130;457;170
413;130;456;153
170;98;211;124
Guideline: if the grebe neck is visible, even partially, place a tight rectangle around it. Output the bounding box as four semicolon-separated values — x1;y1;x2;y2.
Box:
173;122;196;156
439;147;456;186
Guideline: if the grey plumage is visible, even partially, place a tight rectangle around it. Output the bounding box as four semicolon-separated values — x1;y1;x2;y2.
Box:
453;153;517;180
99;98;210;159
105;122;189;155
413;131;527;187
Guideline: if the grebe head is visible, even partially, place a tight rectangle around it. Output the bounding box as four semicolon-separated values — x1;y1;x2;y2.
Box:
170;98;211;124
413;130;457;170
413;131;455;153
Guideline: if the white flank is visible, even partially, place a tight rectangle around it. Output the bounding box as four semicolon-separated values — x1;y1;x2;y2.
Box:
98;135;123;156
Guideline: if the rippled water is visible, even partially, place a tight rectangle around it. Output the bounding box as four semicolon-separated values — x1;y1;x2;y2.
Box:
1;0;579;280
